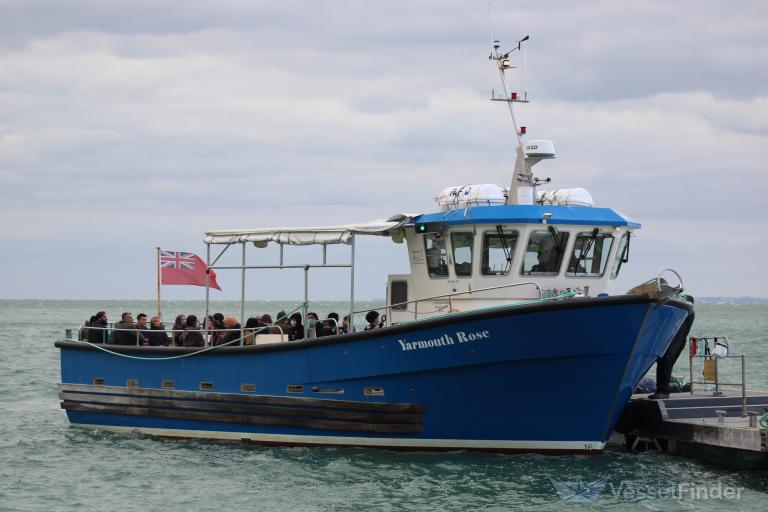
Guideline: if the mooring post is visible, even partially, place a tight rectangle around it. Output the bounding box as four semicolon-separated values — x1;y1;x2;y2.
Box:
741;355;747;417
713;358;723;397
304;264;309;325
689;339;694;395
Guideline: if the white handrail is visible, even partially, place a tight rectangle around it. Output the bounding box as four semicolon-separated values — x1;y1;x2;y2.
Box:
355;280;543;321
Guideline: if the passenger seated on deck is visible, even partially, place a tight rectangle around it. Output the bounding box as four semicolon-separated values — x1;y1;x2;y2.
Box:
172;315;186;346
87;311;108;344
217;315;242;346
341;314;356;334
243;317;261;345
288;312;304;341
269;311;290;336
261;313;272;334
80;315;96;341
181;315;205;347
135;313;151;346
364;311;381;331
113;312;147;346
306;312;319;336
324;312;340;336
145;316;170;346
208;313;225;346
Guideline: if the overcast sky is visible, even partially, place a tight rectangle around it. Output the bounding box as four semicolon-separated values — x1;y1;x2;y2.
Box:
1;0;767;302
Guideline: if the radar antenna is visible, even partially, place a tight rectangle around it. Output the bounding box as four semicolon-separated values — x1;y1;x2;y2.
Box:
489;35;536;205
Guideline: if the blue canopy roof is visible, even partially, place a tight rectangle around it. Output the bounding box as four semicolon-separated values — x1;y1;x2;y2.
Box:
412;205;641;229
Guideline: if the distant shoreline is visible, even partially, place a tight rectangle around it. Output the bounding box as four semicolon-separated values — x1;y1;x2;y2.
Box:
696;297;768;304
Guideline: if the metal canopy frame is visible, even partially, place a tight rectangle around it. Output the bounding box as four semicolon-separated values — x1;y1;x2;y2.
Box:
204;236;356;336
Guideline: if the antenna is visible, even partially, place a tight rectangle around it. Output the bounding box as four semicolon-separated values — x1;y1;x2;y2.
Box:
488;1;495;46
489;33;534;204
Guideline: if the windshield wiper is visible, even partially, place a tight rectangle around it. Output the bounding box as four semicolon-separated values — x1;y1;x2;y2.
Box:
574;228;599;273
496;225;512;272
548;226;566;260
615;232;631;274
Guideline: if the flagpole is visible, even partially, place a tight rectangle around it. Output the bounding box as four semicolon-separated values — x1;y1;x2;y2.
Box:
156;246;162;320
205;244;211;346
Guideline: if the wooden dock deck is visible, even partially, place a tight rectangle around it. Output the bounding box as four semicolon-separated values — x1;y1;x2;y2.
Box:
617;390;768;470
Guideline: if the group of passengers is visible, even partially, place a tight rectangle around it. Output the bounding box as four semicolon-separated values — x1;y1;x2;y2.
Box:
82;308;385;348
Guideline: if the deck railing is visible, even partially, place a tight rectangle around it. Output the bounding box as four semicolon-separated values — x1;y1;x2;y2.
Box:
354;280;544;323
69;281;562;345
75;325;285;346
688;336;748;417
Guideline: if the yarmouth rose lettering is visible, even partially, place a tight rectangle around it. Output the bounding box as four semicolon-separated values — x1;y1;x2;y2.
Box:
397;330;491;351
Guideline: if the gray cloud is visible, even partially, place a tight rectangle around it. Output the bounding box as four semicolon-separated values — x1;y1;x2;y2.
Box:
1;0;766;299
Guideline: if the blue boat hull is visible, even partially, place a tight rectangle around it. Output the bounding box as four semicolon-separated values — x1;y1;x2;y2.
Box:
56;296;691;453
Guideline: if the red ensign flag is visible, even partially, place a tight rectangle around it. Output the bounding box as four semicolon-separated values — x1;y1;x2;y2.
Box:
159;250;221;290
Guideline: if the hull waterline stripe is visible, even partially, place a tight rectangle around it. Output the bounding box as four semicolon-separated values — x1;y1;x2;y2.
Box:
68;423;605;451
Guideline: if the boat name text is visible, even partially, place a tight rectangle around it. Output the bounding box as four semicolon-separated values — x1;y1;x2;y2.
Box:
397;330;490;351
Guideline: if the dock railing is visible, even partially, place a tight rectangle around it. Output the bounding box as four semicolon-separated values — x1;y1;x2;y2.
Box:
688;336;747;417
355;281;544;324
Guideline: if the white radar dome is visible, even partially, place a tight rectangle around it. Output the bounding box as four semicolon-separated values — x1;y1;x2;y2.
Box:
525;140;556;159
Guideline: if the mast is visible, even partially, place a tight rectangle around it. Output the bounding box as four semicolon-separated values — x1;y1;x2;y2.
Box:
156;246;162;319
489;36;536;205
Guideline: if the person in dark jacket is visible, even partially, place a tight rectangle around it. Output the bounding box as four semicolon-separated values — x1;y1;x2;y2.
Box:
243;317;262;345
341;314;356;334
217;315;242;346
208;312;225;346
269;311;290;337
113;312;146;346
87;311;108;344
143;316;170;347
181;315;205;347
288;312;304;341
80;315;96;340
135;313;151;346
648;295;696;400
172;315;186;347
323;312;340;336
364;310;381;330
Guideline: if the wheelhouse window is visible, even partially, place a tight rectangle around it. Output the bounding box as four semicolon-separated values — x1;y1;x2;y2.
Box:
521;229;570;276
610;231;631;279
566;230;615;277
451;232;474;277
424;234;448;278
481;228;519;276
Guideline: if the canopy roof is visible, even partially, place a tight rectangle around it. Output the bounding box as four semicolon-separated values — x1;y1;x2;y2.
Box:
204;215;414;245
414;205;641;229
203;204;639;246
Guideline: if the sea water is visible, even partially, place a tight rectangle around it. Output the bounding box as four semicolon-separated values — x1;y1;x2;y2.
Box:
1;299;766;511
